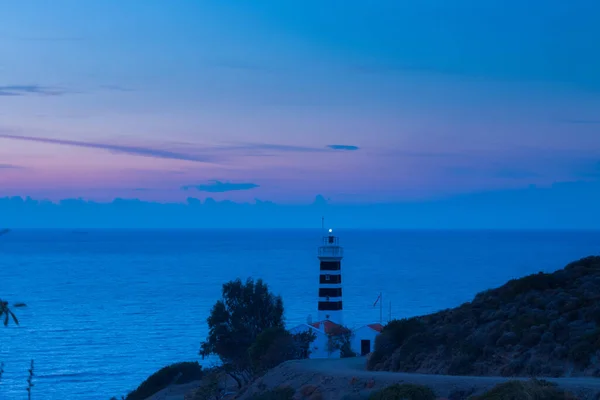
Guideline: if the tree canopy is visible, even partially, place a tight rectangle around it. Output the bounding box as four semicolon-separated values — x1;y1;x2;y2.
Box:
200;278;285;368
248;327;315;372
1;299;26;326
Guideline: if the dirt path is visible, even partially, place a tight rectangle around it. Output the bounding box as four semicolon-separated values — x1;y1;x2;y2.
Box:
243;357;600;400
148;357;600;400
297;357;600;388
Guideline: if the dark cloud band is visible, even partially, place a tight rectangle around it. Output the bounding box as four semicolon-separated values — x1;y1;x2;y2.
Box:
182;181;259;193
0;134;216;163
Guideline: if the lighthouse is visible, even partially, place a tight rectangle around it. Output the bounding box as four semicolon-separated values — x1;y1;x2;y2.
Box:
288;228;381;358
317;228;344;325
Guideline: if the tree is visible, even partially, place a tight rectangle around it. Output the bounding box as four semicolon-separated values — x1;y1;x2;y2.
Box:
124;362;203;400
0;299;26;326
200;278;284;387
326;325;356;358
248;327;316;372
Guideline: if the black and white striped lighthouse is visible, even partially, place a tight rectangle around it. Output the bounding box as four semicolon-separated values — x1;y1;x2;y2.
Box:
317;228;344;325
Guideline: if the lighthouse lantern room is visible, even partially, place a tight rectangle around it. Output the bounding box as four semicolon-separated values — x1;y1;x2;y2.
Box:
317;229;344;325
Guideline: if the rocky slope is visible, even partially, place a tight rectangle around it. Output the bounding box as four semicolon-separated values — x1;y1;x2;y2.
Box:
368;256;600;377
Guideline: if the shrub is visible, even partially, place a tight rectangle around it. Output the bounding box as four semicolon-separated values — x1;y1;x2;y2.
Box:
248;386;295;400
249;327;315;372
368;383;436;400
125;361;202;400
470;379;576;400
499;273;560;301
381;319;426;348
568;341;594;366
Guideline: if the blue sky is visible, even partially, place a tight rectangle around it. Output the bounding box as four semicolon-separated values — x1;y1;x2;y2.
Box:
0;1;599;227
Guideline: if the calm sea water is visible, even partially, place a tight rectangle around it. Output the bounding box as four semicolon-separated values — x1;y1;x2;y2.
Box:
1;229;599;399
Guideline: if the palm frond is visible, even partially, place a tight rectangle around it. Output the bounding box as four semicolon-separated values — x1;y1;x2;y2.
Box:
8;310;19;325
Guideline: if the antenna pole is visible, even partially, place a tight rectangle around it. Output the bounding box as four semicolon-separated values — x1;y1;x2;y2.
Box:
380;292;383;323
321;216;324;232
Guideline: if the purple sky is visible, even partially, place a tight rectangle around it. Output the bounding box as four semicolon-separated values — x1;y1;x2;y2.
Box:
1;1;599;206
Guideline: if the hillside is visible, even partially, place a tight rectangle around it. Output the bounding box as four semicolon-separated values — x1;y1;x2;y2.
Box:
368;256;600;377
234;358;600;400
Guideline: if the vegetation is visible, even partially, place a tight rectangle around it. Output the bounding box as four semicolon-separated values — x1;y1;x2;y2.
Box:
368;383;436;400
248;327;315;373
124;361;203;400
123;277;314;399
189;368;229;400
326;325;356;358
0;299;26;326
200;278;285;387
470;379;576;400
26;360;34;400
368;256;600;377
1;300;32;397
247;386;295;400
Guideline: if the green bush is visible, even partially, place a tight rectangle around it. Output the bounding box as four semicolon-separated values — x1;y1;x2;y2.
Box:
368;383;436;400
248;387;295;400
382;319;426;348
470;379;576;400
125;361;203;400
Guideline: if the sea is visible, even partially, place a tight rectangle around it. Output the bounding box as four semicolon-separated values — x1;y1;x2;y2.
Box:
1;229;599;399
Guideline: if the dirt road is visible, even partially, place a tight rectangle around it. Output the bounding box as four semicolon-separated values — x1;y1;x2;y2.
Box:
243;357;600;400
147;357;600;400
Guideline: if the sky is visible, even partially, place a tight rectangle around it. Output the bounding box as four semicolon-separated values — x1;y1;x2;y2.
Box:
1;1;600;227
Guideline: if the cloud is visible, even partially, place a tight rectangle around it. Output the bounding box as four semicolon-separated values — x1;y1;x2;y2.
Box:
228;143;330;154
0;134;217;164
0;164;22;169
2;180;600;229
326;144;360;151
0;133;361;164
182;181;259;193
0;85;67;96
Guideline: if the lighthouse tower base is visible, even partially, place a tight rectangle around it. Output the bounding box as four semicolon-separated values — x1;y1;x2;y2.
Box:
318;310;343;325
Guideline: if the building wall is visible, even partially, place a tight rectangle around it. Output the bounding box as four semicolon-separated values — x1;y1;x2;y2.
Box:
351;326;380;356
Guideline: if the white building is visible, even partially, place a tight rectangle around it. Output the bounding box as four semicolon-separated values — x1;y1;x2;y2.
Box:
289;321;341;359
351;323;384;356
290;229;384;359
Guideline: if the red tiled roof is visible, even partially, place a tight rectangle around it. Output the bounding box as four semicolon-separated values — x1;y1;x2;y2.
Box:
310;320;349;335
367;323;384;332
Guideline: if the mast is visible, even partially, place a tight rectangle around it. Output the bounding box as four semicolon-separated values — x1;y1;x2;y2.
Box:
380;292;383;324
